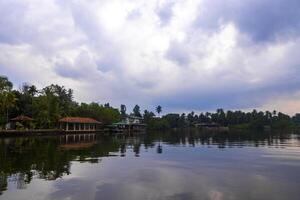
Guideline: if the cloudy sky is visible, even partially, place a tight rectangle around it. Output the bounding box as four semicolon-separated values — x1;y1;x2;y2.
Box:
0;0;300;114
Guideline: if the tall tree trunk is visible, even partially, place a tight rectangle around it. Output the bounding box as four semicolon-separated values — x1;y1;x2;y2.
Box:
6;108;8;123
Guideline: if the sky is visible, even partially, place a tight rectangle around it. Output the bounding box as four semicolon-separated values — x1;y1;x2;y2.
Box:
0;0;300;115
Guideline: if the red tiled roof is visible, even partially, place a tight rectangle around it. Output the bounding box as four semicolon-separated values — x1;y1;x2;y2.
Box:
10;115;33;121
59;117;101;124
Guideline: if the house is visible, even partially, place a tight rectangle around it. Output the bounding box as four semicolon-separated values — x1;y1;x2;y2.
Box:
7;115;34;130
58;117;102;132
109;115;146;134
123;115;143;124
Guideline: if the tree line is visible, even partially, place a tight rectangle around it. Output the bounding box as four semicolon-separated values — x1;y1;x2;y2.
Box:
1;75;300;130
144;109;300;130
0;76;120;129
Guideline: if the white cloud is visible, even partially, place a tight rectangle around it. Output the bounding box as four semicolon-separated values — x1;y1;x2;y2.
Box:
0;0;300;114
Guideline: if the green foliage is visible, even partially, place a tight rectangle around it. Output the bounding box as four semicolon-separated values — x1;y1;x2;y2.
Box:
146;118;169;130
144;108;296;131
0;76;13;92
163;114;181;128
0;75;298;131
120;104;127;118
133;105;142;117
0;75;120;128
156;105;162;116
0;76;16;124
15;122;24;130
72;102;120;125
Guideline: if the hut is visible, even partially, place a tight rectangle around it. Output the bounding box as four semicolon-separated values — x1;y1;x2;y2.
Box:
58;117;102;132
8;115;34;130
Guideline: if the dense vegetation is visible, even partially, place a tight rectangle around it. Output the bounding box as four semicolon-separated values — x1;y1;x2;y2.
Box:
1;75;300;130
0;76;120;129
145;110;300;130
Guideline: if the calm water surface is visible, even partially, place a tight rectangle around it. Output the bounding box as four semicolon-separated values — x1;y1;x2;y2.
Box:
0;131;300;200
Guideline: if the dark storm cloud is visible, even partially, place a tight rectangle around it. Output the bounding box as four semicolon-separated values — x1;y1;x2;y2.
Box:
156;67;300;111
196;0;300;42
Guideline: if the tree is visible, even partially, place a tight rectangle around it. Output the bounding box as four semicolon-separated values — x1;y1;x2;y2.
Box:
0;76;15;125
156;105;162;117
120;104;127;118
133;105;141;117
143;110;155;124
28;85;37;97
0;76;13;92
163;113;180;128
12;83;37;117
0;92;16;123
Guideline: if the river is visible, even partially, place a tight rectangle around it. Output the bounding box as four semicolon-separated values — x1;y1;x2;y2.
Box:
0;130;299;200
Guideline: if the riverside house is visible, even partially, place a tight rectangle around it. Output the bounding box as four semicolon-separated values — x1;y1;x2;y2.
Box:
109;115;146;134
6;115;34;130
58;117;102;132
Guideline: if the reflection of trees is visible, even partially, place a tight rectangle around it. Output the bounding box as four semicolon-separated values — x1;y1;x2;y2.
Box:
149;129;294;149
133;144;141;157
0;134;121;195
9;173;28;190
157;145;163;154
0;172;7;195
0;137;71;194
0;130;295;195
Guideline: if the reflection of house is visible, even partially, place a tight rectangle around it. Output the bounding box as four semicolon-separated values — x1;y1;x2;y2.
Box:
59;142;96;150
58;117;102;132
7;115;34;130
195;123;228;131
195;123;220;128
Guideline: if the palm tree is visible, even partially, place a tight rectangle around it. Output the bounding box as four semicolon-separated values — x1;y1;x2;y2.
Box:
1;92;16;123
156;105;162;117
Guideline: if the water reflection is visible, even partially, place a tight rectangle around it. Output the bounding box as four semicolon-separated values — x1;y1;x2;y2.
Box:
0;130;299;199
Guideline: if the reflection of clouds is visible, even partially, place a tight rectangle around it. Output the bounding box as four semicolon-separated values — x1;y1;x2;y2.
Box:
25;137;300;200
1;179;54;200
209;190;224;200
49;178;97;200
48;158;299;200
261;145;300;165
49;156;226;200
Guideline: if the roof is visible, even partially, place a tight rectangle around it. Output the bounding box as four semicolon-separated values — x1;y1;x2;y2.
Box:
59;117;102;124
10;115;33;121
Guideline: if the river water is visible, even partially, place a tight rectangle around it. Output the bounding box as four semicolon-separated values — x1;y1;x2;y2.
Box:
0;130;299;200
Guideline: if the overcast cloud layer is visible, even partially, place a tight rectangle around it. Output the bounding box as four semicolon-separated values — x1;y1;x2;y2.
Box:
0;0;300;114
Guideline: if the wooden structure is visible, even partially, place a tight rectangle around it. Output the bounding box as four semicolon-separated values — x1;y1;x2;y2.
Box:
7;115;34;130
58;117;102;132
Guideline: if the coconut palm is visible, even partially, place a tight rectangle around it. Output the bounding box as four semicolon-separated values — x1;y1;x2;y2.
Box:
0;92;16;123
156;105;162;117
